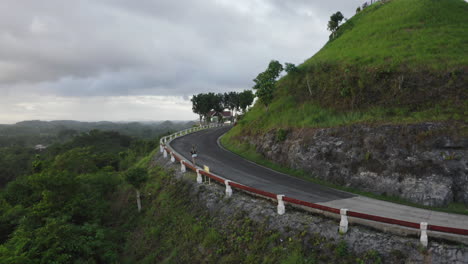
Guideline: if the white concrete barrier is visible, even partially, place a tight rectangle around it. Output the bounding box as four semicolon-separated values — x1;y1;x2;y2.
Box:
196;169;202;183
180;160;186;173
339;209;349;234
225;180;233;197
277;195;285;215
420;222;428;247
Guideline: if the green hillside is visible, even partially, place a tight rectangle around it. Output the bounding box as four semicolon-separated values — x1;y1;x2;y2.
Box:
229;0;467;135
309;0;468;69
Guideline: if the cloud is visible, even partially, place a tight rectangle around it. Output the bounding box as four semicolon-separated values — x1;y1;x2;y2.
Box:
0;93;193;123
0;0;362;123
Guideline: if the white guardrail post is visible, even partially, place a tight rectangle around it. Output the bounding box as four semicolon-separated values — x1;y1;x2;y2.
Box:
420;222;428;247
225;180;233;197
180;160;186;173
339;209;349;234
277;195;285;215
196;169;202;183
163;148;168;158
170;153;175;163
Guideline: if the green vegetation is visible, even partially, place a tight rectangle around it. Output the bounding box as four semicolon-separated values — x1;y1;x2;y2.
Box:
228;95;467;136
0;147;35;187
253;60;283;109
124;167;149;212
231;0;467;136
0;130;156;263
0;120;193;187
312;0;468;69
0;129;395;263
327;11;345;35
220;135;468;216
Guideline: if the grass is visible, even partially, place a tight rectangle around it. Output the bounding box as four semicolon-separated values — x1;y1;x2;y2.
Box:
220;134;468;216
230;95;467;136
306;0;468;69
237;0;467;134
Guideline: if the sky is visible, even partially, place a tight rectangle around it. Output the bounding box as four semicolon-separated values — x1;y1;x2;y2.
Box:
0;0;363;124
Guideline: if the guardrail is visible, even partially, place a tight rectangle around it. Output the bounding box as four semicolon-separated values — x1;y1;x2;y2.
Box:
160;125;468;247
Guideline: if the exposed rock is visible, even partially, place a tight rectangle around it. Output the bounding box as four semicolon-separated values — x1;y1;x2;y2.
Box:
154;152;468;264
240;122;468;207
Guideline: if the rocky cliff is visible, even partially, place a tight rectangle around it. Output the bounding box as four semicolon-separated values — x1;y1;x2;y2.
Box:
239;122;468;207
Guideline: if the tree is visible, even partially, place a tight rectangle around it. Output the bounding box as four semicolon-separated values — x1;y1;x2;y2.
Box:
252;60;283;110
191;93;217;124
356;6;361;13
284;63;298;74
238;90;254;113
191;94;204;124
327;11;344;33
212;93;225;123
223;92;240;121
124;167;148;212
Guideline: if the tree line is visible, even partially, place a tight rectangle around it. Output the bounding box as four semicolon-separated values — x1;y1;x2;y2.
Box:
191;90;254;123
191;60;300;121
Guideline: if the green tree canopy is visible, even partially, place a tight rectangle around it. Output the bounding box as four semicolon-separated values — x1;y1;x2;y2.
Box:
327;11;344;33
252;60;283;109
239;90;255;113
124;167;148;190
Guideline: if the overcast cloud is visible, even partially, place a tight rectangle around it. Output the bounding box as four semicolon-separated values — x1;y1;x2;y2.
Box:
0;0;362;123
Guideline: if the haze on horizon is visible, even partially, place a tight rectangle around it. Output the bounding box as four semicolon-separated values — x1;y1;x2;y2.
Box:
0;0;362;124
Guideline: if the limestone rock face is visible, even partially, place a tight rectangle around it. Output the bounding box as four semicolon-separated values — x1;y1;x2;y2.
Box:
241;122;468;207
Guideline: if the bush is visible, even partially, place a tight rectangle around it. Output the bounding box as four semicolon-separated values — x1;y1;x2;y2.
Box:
276;129;288;142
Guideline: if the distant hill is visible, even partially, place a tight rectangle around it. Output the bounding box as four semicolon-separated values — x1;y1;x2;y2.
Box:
0;120;195;147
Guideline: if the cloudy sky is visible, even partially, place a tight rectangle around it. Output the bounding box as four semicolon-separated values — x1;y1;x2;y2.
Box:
0;0;362;124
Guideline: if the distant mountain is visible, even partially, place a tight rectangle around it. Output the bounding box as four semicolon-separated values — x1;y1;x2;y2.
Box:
0;120;196;147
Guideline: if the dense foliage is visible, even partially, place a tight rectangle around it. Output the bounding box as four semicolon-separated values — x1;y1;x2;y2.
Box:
0;130;157;263
252;60;283;109
327;11;344;34
0;121;194;188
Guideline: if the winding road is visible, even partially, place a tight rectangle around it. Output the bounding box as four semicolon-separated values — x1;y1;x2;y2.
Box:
170;126;468;231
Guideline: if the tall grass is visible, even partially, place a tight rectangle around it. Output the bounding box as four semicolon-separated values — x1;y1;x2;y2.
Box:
232;95;467;136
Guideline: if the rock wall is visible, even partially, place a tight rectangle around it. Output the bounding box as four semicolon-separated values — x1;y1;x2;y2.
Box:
240;122;468;207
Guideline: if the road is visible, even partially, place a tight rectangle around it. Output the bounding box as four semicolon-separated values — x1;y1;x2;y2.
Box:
170;126;468;230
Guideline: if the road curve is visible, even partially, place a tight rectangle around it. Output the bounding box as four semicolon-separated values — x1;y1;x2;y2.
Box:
170;126;468;230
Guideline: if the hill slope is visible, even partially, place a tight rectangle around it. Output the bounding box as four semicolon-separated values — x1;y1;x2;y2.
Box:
232;0;467;135
309;0;468;69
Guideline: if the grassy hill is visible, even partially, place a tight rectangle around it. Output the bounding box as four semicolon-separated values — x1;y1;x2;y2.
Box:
229;0;467;136
310;0;467;69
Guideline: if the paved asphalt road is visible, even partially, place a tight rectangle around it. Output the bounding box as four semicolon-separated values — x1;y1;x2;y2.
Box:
170;126;468;229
